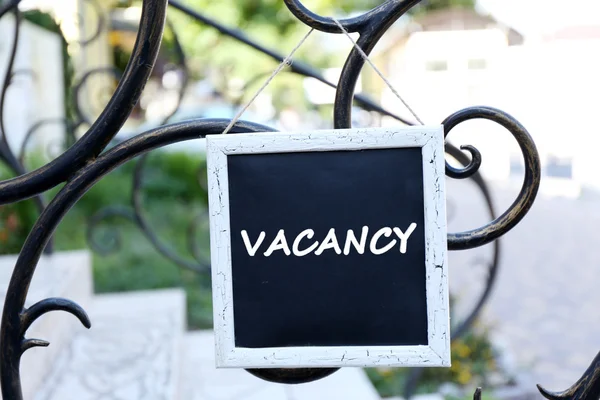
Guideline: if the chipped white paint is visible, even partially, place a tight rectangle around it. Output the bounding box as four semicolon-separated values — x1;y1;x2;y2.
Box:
206;126;450;369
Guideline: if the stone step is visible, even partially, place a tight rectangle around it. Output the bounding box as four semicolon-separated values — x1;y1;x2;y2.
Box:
178;331;381;400
34;288;186;400
0;250;93;400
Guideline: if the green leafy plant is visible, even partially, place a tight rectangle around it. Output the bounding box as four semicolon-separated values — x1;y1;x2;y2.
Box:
0;200;38;255
0;151;213;328
0;165;40;255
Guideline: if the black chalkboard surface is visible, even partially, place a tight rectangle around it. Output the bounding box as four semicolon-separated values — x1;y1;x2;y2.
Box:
207;127;450;368
228;148;427;348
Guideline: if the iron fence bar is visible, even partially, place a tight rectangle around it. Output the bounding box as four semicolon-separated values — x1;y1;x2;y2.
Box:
537;351;600;400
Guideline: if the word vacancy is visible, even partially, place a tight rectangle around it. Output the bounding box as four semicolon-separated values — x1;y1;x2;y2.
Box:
241;224;418;257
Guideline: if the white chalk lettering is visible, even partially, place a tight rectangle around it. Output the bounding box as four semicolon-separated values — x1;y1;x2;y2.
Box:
369;227;397;255
393;223;417;254
314;228;342;256
343;226;369;255
241;230;266;257
240;224;418;257
263;229;291;257
293;229;319;257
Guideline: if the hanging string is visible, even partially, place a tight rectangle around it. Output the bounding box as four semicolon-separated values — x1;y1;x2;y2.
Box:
330;17;424;125
221;28;315;134
221;18;423;133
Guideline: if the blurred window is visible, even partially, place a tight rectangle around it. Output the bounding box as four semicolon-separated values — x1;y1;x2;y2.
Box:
509;153;524;177
425;60;448;72
468;59;487;70
546;155;573;179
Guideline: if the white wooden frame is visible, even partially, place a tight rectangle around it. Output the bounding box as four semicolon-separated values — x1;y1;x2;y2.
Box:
206;126;450;369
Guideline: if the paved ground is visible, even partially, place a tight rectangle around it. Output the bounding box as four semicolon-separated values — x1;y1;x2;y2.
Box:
446;178;600;393
179;332;380;400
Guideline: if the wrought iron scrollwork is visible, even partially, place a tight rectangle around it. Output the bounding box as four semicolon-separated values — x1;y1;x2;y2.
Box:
444;106;541;250
0;0;167;205
3;0;593;398
537;351;600;400
19;119;74;164
278;0;541;253
0;118;273;399
0;0;168;396
75;0;106;47
168;0;415;125
72;67;122;128
86;153;210;273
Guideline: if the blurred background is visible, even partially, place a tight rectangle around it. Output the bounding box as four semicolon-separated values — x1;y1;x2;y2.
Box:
1;0;599;399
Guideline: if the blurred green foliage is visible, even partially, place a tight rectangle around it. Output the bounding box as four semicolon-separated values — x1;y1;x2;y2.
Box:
0;150;213;328
161;0;475;73
367;308;499;398
58;150;213;328
0;199;38;255
412;0;475;15
367;327;498;395
110;0;474;113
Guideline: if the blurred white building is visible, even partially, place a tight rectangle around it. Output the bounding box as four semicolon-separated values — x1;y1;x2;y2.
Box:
0;0;115;159
375;8;600;197
0;13;65;157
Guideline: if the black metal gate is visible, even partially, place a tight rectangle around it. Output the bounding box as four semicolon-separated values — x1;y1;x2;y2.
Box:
0;0;597;398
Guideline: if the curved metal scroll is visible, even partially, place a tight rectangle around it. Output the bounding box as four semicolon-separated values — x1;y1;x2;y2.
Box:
86;153;210;273
0;119;273;399
275;0;542;255
537;351;600;400
443;107;541;250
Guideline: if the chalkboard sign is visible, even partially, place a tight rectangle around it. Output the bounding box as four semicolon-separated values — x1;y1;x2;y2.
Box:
206;127;450;369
